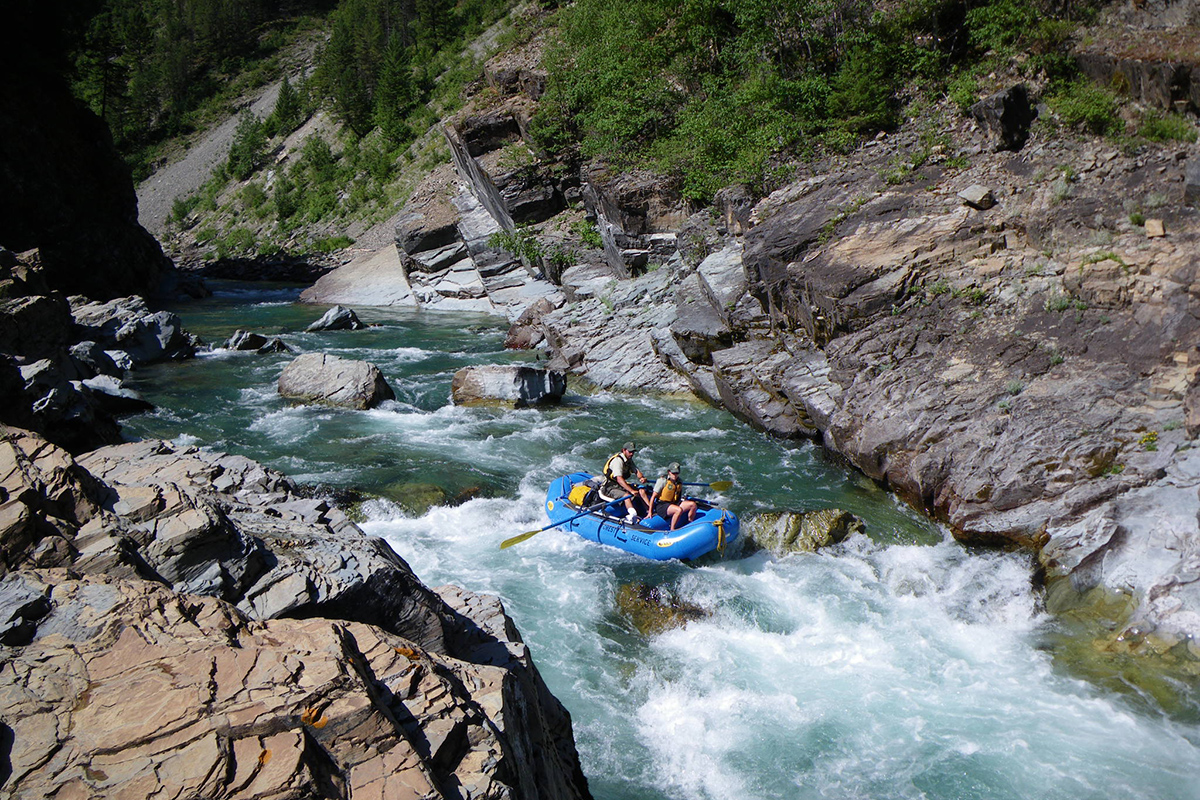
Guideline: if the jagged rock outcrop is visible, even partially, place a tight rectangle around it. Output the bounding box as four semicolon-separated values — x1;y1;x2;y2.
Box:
70;295;200;367
450;364;566;408
970;85;1037;152
0;254;167;453
278;352;396;410
306;304;366;331
525;113;1200;646
0;430;593;799
224;329;290;353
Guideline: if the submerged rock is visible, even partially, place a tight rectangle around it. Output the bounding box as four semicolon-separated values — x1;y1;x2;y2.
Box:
278;352;395;410
451;364;566;408
380;481;449;516
615;582;709;635
744;509;864;556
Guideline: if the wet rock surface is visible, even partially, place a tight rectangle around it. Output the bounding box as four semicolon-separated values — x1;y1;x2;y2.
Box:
615;582;710;636
744;509;866;556
0;429;593;800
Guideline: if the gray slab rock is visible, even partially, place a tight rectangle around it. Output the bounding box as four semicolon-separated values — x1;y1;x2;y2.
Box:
299;244;417;307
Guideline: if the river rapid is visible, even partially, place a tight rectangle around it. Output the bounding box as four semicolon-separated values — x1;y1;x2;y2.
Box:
124;283;1200;800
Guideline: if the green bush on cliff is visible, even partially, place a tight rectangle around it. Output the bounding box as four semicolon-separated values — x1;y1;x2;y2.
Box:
1138;111;1199;144
1049;80;1123;136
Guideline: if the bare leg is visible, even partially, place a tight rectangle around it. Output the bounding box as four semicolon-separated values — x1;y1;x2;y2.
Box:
668;504;682;531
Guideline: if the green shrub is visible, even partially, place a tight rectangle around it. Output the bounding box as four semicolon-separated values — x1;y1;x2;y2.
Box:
311;235;355;253
1049;80;1122;136
240;182;268;212
1138;111;1198;143
216;227;257;258
947;72;979;113
965;0;1038;55
489;226;543;263
572;219;603;248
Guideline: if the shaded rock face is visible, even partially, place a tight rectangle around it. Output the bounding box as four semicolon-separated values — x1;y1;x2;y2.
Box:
743;509;865;556
0;13;168;300
0;256;168;453
0;430;593;800
278;353;396;410
451;364;566;408
970;85;1037;152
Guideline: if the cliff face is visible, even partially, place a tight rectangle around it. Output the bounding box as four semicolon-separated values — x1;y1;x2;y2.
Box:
0;2;168;300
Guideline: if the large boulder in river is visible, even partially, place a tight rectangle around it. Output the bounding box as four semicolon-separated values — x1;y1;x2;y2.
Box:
744;509;865;556
278;353;395;409
451;364;566;408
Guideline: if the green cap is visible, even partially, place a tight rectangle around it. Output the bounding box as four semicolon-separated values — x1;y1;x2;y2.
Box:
623;441;635;452
667;462;681;473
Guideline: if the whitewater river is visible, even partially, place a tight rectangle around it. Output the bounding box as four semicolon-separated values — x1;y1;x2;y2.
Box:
125;283;1200;800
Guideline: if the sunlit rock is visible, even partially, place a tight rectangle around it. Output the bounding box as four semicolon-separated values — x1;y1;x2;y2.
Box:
305;304;365;332
451;364;565;408
278;352;395;410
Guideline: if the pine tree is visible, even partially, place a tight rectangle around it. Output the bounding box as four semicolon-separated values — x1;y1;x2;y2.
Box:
269;75;304;137
227;110;267;180
374;36;415;143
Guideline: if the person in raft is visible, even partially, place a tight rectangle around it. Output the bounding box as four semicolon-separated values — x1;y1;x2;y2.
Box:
601;441;649;523
650;462;698;531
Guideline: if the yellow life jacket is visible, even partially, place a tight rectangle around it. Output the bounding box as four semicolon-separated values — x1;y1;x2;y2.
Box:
604;452;628;482
659;476;681;504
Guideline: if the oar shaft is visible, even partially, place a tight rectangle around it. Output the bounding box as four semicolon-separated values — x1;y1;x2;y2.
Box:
500;492;633;549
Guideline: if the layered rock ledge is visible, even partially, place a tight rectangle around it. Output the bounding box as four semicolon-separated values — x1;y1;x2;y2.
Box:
0;426;591;800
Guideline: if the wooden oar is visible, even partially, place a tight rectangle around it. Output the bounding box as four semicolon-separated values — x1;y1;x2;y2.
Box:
500;494;633;550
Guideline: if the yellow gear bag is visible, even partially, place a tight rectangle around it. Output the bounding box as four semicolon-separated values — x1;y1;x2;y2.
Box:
568;484;593;506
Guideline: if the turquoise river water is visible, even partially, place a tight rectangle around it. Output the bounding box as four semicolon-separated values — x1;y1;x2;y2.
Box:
124;283;1200;800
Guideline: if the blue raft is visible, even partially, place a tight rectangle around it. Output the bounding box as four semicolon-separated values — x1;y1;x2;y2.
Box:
545;472;739;561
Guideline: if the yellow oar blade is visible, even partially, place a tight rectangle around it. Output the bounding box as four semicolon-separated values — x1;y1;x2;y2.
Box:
709;480;733;491
500;529;541;549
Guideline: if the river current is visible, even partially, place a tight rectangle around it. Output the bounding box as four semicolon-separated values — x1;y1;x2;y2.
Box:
124;283;1200;800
